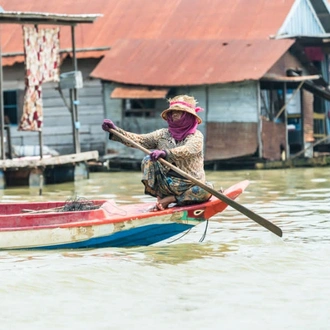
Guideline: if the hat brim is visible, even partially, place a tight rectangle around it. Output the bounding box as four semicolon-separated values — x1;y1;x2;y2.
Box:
161;108;202;124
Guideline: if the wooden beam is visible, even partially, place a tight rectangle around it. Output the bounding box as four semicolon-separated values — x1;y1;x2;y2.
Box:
2;47;111;57
262;73;321;82
0;151;98;169
0;12;101;26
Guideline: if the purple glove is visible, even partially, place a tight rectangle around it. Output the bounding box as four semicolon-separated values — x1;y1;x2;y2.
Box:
150;150;166;161
102;119;116;132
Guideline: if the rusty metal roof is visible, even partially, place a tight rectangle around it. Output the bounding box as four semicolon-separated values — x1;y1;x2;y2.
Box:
92;39;295;86
111;86;169;99
1;0;295;60
0;0;299;84
2;0;296;40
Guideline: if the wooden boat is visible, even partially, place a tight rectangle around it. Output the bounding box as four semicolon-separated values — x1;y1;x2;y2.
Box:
0;180;249;250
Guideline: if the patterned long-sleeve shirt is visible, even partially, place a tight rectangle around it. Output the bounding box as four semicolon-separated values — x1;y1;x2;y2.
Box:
110;127;206;182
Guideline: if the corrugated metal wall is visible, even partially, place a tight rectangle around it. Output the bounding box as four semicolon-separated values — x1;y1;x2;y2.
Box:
207;82;259;123
204;81;259;161
279;0;325;36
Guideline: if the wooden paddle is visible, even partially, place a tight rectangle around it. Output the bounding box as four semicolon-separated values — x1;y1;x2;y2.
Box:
108;128;283;237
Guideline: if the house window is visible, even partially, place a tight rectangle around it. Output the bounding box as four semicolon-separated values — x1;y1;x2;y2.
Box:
125;99;156;118
3;90;18;124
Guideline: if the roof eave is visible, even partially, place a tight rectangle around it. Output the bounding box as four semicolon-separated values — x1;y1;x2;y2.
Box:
275;33;330;39
0;11;102;25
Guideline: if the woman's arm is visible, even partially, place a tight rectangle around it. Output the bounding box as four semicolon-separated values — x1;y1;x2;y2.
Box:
110;127;166;150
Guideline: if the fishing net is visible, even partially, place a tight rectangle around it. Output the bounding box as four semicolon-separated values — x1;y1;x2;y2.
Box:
61;196;100;212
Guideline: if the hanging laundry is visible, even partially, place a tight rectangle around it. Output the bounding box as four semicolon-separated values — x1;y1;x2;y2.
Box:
19;85;43;131
19;26;60;131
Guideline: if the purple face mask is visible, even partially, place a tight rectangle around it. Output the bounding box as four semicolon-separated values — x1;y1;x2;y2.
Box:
167;111;198;141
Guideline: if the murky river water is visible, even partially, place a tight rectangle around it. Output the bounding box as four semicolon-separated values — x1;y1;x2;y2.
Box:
0;167;329;329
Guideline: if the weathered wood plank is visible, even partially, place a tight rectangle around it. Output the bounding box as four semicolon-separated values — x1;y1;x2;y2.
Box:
0;151;99;169
43;95;102;107
205;122;258;161
2;58;105;156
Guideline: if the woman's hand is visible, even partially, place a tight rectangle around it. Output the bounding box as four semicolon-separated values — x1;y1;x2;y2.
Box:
102;119;116;132
150;150;166;161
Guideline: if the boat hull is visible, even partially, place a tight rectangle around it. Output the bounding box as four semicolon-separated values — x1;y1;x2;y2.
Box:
0;180;249;249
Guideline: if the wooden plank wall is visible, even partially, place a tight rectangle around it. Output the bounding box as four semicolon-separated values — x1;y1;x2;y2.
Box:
261;119;286;160
3;58;105;155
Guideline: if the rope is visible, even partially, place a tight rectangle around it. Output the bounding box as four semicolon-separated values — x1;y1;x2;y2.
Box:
166;219;209;244
166;227;193;243
199;220;209;242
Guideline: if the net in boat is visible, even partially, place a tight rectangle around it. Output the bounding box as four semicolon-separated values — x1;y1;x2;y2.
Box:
61;197;100;212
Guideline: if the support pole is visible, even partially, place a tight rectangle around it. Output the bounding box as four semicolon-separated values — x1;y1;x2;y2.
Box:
71;25;80;154
5;125;12;159
70;88;78;152
0;27;5;160
257;81;263;158
284;82;289;160
38;130;43;159
34;24;44;161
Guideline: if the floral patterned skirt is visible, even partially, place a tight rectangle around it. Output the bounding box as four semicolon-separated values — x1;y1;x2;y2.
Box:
141;156;212;205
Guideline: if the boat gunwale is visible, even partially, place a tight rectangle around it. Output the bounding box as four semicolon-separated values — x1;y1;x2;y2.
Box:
0;180;249;233
0;200;219;232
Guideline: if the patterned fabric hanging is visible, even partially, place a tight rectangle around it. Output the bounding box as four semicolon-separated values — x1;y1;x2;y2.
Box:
19;26;60;131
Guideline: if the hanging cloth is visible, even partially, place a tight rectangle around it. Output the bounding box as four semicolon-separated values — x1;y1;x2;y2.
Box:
19;26;60;131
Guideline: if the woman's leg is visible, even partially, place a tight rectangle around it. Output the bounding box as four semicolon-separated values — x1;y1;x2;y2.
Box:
155;195;176;210
175;183;213;206
141;156;159;197
141;156;212;210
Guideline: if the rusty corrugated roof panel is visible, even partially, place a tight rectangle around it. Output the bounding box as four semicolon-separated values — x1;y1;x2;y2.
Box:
91;39;295;86
1;0;296;61
1;55;24;66
111;86;169;99
157;0;295;40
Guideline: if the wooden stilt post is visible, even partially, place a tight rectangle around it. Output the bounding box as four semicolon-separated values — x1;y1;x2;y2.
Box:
0;27;5;160
71;25;80;154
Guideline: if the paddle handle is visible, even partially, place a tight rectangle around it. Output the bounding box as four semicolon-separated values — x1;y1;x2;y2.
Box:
108;128;283;237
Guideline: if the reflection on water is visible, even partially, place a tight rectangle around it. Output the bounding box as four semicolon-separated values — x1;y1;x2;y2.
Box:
0;167;330;329
132;243;233;265
57;243;233;266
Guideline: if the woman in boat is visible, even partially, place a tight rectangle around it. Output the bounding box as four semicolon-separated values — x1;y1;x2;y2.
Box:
101;94;212;211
